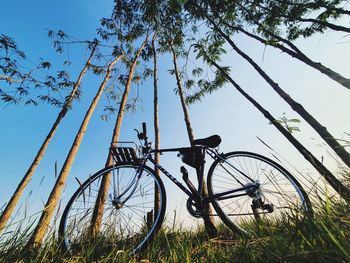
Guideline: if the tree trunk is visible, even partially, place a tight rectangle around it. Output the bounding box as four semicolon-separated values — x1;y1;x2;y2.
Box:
0;44;97;233
232;4;350;90
26;54;123;249
224;22;350;90
90;37;148;236
170;44;217;237
292;17;350;34
208;18;350;170
152;33;161;216
205;55;350;202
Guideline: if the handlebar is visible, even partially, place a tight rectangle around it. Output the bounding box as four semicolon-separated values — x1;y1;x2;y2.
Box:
135;122;148;146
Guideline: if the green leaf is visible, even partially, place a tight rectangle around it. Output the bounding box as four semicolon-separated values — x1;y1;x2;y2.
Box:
41;61;51;69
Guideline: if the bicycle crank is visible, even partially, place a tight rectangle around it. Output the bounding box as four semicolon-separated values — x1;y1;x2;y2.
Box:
186;198;205;218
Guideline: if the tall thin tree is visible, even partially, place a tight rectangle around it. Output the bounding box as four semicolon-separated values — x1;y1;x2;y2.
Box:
152;32;161;215
0;43;97;233
26;54;123;248
170;43;217;237
232;2;350;90
221;20;350;90
90;37;148;235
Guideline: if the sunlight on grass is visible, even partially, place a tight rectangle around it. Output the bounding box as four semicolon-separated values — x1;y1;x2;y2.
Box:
1;166;350;262
1;193;350;262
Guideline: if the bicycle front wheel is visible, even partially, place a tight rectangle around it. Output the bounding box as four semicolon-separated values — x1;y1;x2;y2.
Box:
59;162;166;254
207;151;310;234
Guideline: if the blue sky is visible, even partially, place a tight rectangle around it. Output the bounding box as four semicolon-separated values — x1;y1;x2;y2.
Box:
1;1;350;229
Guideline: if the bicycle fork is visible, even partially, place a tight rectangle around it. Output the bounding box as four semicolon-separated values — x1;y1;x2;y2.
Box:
110;158;148;209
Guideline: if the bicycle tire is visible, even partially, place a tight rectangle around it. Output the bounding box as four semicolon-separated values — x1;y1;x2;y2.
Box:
59;162;166;254
207;151;310;234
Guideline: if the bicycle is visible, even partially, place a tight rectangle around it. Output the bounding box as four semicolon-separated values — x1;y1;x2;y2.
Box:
59;123;310;254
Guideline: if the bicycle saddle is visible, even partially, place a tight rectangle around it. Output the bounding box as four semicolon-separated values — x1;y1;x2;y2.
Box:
193;135;221;148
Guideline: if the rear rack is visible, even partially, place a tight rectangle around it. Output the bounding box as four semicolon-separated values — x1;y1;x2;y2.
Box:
110;142;140;164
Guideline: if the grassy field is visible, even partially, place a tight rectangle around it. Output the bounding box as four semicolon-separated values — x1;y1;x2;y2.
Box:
0;195;349;263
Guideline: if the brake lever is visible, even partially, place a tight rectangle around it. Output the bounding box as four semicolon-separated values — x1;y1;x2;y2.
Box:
134;129;142;140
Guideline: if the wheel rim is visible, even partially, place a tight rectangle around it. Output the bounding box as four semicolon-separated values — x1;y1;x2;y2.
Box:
60;164;164;254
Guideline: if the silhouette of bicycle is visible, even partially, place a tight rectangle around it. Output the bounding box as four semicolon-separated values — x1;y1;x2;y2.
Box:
59;122;310;254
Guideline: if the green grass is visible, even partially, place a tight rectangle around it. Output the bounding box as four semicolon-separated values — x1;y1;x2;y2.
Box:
1;196;350;263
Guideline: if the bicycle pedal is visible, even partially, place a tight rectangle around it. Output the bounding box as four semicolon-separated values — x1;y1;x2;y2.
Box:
180;166;188;178
181;166;199;196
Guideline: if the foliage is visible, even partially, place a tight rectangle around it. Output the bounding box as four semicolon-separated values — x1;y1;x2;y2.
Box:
185;0;350;40
0;33;80;107
184;0;350;91
239;0;350;40
270;113;301;134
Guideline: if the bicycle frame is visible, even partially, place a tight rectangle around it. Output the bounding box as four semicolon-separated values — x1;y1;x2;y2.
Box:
115;145;259;209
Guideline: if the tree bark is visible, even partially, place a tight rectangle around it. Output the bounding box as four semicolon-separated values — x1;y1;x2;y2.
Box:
90;37;148;236
0;44;97;233
26;54;123;249
223;22;350;90
208;18;350;170
291;17;350;33
152;32;161;216
205;55;350;202
170;44;217;237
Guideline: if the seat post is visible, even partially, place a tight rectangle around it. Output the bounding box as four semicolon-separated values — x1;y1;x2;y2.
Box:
197;146;206;196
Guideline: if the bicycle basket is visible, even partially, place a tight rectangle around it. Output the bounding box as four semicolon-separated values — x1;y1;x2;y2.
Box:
110;146;139;164
179;147;204;168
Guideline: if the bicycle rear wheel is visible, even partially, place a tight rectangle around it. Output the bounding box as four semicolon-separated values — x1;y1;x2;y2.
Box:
207;151;310;234
59;162;166;254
